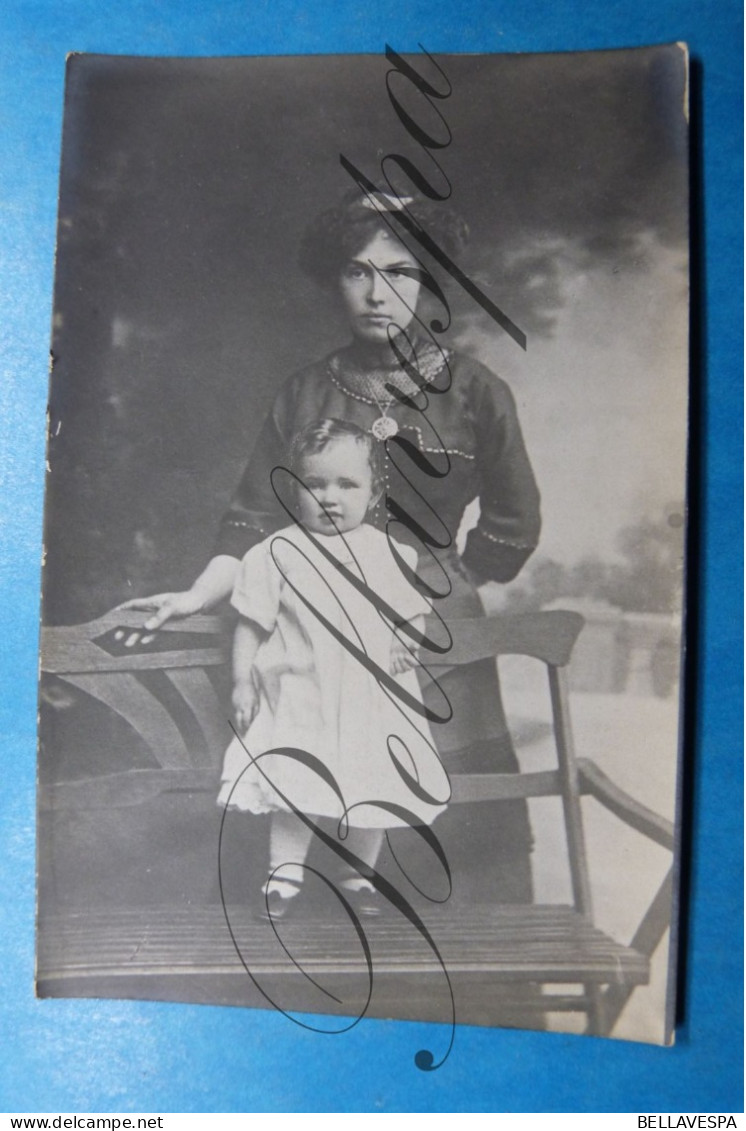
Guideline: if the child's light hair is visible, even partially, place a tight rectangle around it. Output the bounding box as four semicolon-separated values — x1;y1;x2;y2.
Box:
289;418;384;492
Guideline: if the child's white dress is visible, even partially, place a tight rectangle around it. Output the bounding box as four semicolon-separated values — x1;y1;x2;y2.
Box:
217;523;449;828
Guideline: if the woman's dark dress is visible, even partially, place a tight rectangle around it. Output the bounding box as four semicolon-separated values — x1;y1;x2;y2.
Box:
215;340;541;908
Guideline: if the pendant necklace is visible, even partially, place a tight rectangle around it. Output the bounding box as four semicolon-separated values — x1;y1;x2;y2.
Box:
364;375;399;440
371;416;398;441
329;342;449;442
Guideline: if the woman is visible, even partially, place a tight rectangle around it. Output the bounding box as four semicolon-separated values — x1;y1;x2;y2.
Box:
125;188;541;908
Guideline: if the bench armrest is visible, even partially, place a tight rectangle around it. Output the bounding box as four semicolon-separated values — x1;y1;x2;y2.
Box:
577;758;674;851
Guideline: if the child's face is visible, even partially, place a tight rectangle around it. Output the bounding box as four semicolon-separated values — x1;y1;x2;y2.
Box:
296;436;377;535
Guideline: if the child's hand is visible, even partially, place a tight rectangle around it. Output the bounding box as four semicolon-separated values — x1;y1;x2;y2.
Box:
390;634;420;675
232;680;258;733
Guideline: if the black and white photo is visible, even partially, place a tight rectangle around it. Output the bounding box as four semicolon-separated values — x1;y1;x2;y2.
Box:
37;46;689;1053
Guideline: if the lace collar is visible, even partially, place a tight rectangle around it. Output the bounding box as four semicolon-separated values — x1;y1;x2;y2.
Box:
328;336;451;401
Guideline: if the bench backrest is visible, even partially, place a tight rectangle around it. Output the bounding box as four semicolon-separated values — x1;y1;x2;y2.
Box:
40;608;591;912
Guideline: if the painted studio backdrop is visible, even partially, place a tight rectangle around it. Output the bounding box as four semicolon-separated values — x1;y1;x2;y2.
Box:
38;48;688;1051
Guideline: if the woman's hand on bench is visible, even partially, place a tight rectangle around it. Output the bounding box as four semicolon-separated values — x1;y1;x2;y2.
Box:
115;556;240;642
117;589;205;633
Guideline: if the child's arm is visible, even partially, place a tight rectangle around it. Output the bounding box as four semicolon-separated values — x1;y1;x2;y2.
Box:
390;614;424;675
232;616;265;732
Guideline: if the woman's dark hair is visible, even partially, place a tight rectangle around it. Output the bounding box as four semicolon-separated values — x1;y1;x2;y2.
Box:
299;186;469;288
290;417;384;491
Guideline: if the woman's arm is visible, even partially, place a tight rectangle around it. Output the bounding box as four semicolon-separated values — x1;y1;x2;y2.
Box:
119;554;240;629
214;378;299;559
121;373;302;628
461;369;541;584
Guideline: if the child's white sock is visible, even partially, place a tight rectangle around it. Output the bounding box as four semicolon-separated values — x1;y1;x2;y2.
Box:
339;828;384;894
265;811;314;899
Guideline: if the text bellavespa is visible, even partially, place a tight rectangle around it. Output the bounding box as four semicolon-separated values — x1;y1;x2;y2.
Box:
638;1118;738;1127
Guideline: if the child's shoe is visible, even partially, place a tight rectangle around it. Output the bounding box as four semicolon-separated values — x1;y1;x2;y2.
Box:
341;878;382;918
260;878;301;921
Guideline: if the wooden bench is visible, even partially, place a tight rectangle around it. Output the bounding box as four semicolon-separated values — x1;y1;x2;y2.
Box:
37;608;675;1038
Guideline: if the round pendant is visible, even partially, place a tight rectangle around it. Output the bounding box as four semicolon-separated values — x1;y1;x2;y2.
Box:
371;416;398;440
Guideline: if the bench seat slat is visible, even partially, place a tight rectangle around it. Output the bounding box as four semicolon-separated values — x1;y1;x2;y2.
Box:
38;904;649;986
38;768;219;809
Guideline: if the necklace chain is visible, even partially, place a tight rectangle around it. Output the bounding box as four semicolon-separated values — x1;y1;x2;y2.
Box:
328;342;449;441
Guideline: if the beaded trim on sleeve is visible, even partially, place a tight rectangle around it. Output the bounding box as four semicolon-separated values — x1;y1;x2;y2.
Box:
226;519;267;535
475;527;537;550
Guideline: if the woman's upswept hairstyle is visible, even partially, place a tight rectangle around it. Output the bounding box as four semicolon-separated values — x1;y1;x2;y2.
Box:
299;186;469;288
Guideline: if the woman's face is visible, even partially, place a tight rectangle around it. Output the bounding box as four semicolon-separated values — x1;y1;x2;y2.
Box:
338;229;421;343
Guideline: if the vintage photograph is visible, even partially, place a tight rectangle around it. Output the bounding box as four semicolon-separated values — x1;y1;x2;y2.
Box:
37;46;688;1052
